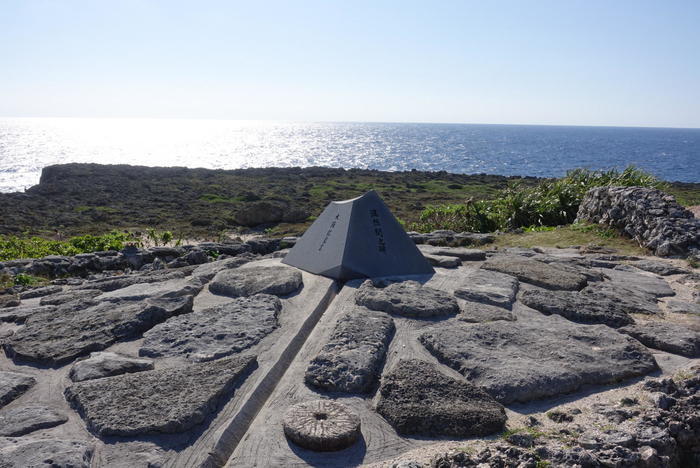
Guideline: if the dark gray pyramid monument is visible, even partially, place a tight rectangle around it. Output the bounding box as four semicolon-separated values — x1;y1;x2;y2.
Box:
282;191;434;280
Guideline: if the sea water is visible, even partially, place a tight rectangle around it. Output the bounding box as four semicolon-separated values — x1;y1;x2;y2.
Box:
0;118;698;193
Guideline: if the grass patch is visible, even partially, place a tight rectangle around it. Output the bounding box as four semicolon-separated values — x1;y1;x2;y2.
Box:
0;231;139;261
482;223;648;256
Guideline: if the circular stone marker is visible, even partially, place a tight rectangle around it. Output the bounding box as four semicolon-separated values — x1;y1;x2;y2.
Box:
282;400;361;451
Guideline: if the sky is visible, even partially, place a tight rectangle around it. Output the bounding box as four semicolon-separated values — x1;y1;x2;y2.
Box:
1;0;699;128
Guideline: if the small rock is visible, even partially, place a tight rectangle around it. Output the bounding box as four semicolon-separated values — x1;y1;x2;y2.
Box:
423;254;461;268
547;410;574;423
0;371;36;408
0;294;20;309
282;400;361;452
457;301;516;323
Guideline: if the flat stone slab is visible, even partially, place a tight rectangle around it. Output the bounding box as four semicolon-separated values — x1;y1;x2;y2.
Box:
282;400;361;451
457;301;516;323
375;359;506;437
209;266;302;298
78;269;189;292
69;352;154;382
481;256;588;290
39;289;101;306
604;269;675;298
417;245;486;261
0;406;68;436
64;355;256;436
666;300;700;315
419;319;657;404
97;277;203;302
305;308;394;393
0;372;36;408
581;282;661;316
0;438;93;467
0;304;56;324
4;296;193;365
140;294;282;361
618;322;700;357
19;285;63;300
423;254;461;268
0;294;20;309
629;260;689;276
454;269;519;309
521;289;635;328
355;280;459;318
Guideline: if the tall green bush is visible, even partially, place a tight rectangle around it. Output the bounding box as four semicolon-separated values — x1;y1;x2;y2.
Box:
409;166;665;233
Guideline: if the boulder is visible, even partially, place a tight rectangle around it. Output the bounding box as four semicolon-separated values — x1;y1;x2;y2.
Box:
64;355;256;436
457;301;516;323
140;295;281;361
0;304;56;324
305;308;394;393
666;300;700;315
520;289;635;328
0;438;93;467
481;256;588;290
0;294;20;309
69;352;154;382
209;266;302;298
581;282;661;316
375;359;506;437
0;406;68;436
454;269;519;309
618;322;700;357
419;318;657;404
0;372;36;408
18;285;63;300
354;280;459;318
4;296;193;365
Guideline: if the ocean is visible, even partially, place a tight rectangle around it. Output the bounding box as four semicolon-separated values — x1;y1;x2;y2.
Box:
0;118;698;193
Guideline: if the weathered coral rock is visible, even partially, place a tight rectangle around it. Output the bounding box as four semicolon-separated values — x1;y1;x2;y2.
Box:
481;256;588;290
355;280;459;318
69;352;154;382
376;359;506;437
0;372;36;408
457;301;516;323
305;308;394;393
0;438;93;467
0;406;68;436
618;322;700;357
454;269;519;309
64;355;256;436
520;289;635;327
417;245;486;261
419;319;657;403
140;294;281;361
4;296;193;365
282;400;361;451
209;266;302;298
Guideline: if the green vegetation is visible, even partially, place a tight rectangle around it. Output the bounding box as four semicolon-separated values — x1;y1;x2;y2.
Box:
0;272;49;289
0;231;139;262
410;166;666;233
483;223;648;256
501;426;547;440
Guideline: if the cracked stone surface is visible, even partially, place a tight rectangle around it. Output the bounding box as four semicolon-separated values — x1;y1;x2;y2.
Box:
520;289;635;328
454;269;519;309
419;319;657;404
140;294;281;361
69;352;154;382
39;289;102;306
423;254;461;268
457;301;516;323
355;280;459;318
376;359;506;437
208;266;302;298
0;406;68;436
4;296;193;365
0;372;36;408
64;355;256;436
481;255;588;290
305;308;394;393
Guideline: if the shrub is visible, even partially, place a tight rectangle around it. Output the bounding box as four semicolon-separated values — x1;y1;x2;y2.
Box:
0;231;139;261
409;166;664;233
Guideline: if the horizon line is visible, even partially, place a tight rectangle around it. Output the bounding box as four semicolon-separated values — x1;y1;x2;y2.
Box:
1;115;699;131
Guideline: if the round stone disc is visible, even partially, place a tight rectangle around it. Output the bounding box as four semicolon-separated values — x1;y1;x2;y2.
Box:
282;400;361;451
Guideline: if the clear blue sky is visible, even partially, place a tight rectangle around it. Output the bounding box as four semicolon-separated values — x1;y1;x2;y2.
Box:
1;0;699;127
